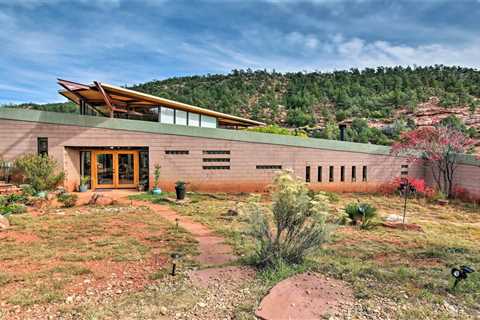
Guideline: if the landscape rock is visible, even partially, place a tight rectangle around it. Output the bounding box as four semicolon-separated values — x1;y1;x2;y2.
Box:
225;208;238;216
384;214;404;223
89;193;115;206
255;273;354;320
160;306;168;315
96;196;115;206
0;215;10;230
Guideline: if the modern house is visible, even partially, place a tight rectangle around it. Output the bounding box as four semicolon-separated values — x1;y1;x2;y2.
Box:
0;79;479;197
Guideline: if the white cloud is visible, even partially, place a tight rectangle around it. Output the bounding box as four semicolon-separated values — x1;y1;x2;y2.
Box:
329;36;480;69
0;0;122;9
0;84;39;94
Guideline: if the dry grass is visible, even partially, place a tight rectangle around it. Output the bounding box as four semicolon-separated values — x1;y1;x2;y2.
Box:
0;204;197;315
2;192;479;319
159;192;480;319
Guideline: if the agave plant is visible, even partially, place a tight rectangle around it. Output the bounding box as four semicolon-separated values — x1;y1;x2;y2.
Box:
344;202;377;229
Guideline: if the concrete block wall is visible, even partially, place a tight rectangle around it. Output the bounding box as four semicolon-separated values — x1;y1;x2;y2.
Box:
425;162;480;200
0;118;430;193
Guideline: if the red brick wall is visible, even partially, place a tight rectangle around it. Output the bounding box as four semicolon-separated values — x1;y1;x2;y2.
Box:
0;119;426;192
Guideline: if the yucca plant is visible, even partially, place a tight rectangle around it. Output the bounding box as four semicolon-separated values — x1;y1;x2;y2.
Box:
344;202;377;229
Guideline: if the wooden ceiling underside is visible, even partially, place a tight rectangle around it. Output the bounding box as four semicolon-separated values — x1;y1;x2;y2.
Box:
57;79;264;127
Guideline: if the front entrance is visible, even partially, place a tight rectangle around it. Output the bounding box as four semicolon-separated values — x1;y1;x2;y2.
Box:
91;150;139;189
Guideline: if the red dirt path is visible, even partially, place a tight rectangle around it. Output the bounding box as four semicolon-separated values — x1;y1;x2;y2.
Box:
122;199;236;266
132;201;236;265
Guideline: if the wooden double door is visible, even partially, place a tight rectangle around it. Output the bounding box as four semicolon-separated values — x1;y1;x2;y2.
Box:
91;150;139;189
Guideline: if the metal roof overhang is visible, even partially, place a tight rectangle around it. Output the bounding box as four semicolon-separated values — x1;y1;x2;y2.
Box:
58;79;265;127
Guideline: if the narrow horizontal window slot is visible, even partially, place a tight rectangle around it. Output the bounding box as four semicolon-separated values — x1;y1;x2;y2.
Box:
203;150;230;155
203;166;230;170
165;150;189;155
203;158;230;162
256;165;282;169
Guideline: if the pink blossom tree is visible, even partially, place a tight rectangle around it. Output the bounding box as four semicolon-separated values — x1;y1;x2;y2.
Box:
391;126;475;198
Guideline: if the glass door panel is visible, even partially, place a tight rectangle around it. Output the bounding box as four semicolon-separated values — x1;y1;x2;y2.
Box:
118;153;135;185
96;153;114;187
91;150;139;189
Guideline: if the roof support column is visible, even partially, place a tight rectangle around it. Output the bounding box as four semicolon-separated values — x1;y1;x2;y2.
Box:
94;81;114;118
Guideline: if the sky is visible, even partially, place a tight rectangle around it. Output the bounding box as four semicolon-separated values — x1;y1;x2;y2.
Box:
1;0;480;104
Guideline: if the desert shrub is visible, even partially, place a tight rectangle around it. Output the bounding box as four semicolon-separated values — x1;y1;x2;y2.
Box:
344;202;377;229
0;203;27;216
20;184;36;197
378;176;427;196
57;193;78;208
14;154;64;192
324;191;340;203
0;193;28;207
5;193;28;204
246;171;331;267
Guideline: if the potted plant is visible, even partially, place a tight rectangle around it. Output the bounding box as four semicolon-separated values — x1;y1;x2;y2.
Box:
152;164;162;195
175;181;186;200
79;176;89;192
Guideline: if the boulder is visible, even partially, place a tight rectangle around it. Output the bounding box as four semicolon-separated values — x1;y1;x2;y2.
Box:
96;196;115;206
383;214;404;223
226;208;239;216
0;215;10;230
89;193;115;206
88;193;100;205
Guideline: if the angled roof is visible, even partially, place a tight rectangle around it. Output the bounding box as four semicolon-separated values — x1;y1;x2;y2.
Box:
57;79;265;127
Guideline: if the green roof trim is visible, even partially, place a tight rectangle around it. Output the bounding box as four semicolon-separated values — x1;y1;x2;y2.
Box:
0;108;478;166
455;153;480;167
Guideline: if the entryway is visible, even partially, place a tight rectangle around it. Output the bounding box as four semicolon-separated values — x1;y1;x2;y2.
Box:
91;150;139;189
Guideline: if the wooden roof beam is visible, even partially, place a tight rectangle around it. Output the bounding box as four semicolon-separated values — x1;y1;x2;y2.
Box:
57;78;91;91
94;81;114;118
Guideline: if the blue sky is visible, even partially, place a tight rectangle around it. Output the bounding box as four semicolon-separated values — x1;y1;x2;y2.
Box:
1;0;480;104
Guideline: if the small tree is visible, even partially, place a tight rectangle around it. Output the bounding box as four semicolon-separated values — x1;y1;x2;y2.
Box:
391;127;475;198
14;154;65;192
247;171;331;267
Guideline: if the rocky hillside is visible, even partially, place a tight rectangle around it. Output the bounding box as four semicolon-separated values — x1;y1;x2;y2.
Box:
131;66;480;148
5;66;480;149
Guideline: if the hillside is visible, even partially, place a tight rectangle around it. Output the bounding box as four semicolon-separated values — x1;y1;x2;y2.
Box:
6;65;480;148
131;65;480;147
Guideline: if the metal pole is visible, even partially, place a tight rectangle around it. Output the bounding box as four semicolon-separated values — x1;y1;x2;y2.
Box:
402;184;408;225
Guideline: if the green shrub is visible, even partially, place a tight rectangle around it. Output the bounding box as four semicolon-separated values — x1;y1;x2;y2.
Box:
325;191;340;203
57;193;78;208
0;203;27;216
344;202;377;229
245;124;308;137
14;154;65;192
20;184;36;196
5;193;27;204
246;171;331;267
0;193;28;207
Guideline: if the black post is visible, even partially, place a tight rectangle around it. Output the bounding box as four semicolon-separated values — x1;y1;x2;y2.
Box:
171;262;176;276
403;186;408;225
339;124;347;141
